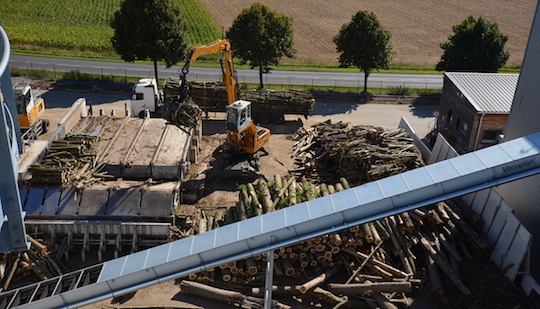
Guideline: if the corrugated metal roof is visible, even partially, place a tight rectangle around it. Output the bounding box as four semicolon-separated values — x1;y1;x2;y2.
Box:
445;72;519;113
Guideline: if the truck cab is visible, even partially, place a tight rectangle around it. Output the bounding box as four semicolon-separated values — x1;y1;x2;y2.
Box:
131;78;162;117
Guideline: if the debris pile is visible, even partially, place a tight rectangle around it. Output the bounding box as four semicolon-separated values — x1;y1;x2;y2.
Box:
291;121;424;185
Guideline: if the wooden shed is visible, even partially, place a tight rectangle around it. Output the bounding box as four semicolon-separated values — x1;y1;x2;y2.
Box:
435;72;518;154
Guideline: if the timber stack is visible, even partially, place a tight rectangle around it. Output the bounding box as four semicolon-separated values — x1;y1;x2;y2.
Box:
178;176;524;308
163;78;315;118
26;134;105;186
291;120;424;185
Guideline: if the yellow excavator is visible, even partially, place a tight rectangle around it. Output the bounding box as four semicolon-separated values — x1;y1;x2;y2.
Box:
166;39;270;176
13;81;49;144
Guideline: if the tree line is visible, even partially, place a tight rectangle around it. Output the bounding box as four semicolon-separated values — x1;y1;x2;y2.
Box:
111;0;510;92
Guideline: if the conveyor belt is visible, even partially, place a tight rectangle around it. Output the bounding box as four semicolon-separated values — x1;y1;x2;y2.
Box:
2;132;540;309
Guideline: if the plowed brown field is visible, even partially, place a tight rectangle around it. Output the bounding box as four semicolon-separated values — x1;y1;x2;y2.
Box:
200;0;537;66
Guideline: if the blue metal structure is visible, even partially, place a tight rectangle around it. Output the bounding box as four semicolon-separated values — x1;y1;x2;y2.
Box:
2;131;540;308
0;19;29;252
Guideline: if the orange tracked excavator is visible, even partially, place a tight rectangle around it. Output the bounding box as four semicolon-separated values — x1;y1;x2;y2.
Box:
165;39;270;178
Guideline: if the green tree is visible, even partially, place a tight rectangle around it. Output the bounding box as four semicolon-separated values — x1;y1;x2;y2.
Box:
226;3;296;89
110;0;188;82
436;16;509;72
334;11;392;93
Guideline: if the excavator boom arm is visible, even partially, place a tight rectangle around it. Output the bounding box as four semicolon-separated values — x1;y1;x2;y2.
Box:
181;39;239;104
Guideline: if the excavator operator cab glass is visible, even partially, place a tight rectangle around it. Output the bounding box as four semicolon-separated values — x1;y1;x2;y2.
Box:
226;100;252;132
13;82;32;114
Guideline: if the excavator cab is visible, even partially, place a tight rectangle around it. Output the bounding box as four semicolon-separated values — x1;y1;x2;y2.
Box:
226;100;252;133
13;82;49;142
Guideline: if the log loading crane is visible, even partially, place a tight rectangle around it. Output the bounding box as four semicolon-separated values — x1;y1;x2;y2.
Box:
165;39;271;176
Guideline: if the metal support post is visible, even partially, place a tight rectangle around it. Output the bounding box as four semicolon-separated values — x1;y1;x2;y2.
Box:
264;248;275;309
0;22;28;252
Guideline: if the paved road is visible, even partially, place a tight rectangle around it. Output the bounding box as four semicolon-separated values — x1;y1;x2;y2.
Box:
10;55;443;89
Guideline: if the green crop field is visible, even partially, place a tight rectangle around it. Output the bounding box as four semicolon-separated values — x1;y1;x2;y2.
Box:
0;0;222;53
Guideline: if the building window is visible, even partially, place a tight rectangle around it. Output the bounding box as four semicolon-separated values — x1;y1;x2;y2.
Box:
446;109;453;130
457;118;468;134
481;130;500;143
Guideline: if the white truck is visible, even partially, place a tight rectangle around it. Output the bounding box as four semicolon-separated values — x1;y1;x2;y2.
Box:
130;78;163;117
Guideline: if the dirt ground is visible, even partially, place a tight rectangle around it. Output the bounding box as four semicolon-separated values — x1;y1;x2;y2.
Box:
201;0;536;66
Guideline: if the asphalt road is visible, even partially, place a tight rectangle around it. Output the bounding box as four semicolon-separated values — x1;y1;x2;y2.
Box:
10;55;443;89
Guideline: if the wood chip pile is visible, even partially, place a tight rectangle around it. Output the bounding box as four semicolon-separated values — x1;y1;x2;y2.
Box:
178;176;526;308
291;121;424;185
27;134;107;186
163;78;315;115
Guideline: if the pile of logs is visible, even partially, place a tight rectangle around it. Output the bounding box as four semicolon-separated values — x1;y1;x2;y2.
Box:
178;176;525;308
241;89;315;114
27;134;106;186
0;235;64;292
163;78;315;114
291;121;424;185
164;101;203;131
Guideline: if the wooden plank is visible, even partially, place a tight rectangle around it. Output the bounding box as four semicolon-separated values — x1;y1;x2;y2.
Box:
470;189;490;215
501;225;532;281
481;190;502;235
490;215;520;268
486;201;514;246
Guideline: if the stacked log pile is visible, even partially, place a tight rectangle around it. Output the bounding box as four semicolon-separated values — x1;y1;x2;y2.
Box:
242;89;315;114
0;235;65;292
178;177;525;308
291;121;424;185
27;134;106;186
163;78;315;115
